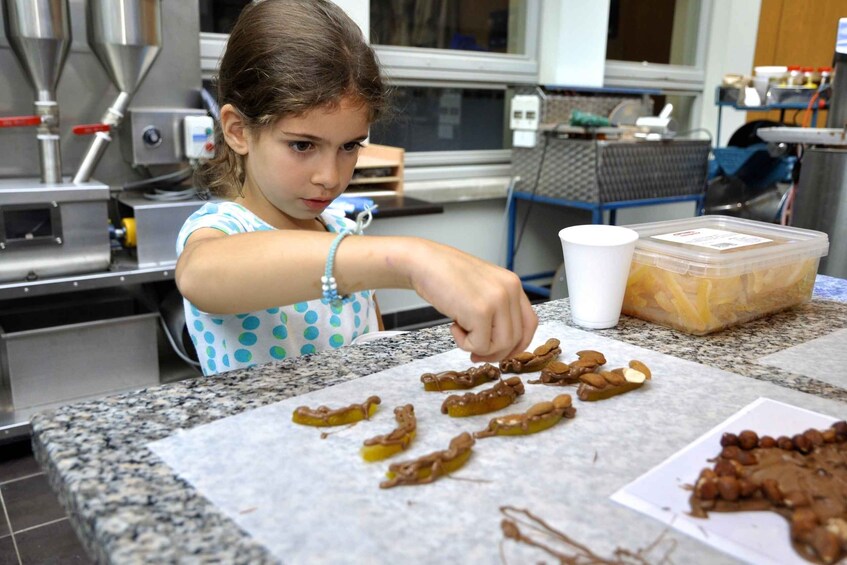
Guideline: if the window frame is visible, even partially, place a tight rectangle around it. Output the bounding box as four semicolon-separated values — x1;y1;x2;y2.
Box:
199;1;540;180
200;1;541;84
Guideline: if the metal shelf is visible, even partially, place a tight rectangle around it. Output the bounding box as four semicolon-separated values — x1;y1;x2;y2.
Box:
714;86;828;142
0;259;176;300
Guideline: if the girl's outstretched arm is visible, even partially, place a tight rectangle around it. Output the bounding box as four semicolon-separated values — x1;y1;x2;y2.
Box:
176;228;537;361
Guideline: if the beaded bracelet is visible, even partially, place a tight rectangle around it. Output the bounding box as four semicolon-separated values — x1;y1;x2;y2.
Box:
321;205;377;306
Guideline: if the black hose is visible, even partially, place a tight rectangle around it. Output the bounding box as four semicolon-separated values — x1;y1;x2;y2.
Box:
122;167;194;191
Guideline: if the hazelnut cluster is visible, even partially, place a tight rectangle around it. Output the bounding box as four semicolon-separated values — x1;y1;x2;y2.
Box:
694;421;847;564
499;339;562;373
530;349;606;386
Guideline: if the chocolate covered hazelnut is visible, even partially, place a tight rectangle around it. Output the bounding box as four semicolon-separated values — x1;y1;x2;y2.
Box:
759;435;777;448
738;430;759;450
720;432;739;447
777;436;795;450
717;476;740;501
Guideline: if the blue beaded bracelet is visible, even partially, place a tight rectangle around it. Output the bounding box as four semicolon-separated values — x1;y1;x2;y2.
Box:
321;205;377;306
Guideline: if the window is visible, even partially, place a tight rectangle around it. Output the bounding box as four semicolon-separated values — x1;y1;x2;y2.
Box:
199;0;249;34
604;0;709;92
607;0;701;66
370;0;520;54
370;86;508;153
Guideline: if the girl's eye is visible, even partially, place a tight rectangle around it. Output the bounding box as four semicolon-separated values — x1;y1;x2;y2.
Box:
289;141;313;152
342;142;364;152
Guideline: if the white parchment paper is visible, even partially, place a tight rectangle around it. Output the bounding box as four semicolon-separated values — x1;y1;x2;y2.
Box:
149;323;847;564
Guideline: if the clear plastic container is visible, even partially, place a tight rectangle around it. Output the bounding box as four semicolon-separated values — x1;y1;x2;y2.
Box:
621;216;829;335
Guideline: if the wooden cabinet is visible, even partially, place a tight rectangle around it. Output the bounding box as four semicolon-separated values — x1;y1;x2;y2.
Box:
349;143;404;194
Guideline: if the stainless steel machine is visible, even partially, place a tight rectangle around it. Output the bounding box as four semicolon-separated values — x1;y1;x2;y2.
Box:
0;0;209;437
756;18;847;279
791;19;847;279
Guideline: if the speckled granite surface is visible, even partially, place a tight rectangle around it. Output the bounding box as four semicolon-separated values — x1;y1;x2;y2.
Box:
30;276;847;564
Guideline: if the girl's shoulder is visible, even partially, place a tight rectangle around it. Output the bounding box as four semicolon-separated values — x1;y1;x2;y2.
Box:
177;200;270;254
187;200;271;231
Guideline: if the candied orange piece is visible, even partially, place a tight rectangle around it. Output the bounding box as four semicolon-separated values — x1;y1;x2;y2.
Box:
420;363;500;391
441;377;524;418
445;394;515;417
385;446;471;483
381;432;475;488
362;430;416;462
292;396;380;427
361;405;417;462
475;395;575;438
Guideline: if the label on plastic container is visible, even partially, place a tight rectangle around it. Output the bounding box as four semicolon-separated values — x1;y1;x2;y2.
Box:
651;228;772;250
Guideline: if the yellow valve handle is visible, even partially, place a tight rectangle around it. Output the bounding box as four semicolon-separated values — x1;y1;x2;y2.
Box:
121;217;137;248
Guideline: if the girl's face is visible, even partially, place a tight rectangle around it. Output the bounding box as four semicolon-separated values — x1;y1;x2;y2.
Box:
238;95;371;230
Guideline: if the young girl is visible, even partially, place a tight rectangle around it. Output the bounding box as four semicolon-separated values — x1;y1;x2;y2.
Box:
176;0;537;376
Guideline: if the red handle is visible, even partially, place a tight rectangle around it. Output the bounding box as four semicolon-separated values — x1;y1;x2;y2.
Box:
0;115;42;128
72;123;111;135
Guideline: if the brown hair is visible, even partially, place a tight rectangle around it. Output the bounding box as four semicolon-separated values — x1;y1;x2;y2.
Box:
196;0;387;197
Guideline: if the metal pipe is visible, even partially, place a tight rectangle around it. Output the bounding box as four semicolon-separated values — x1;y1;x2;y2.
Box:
35;101;61;183
72;91;131;184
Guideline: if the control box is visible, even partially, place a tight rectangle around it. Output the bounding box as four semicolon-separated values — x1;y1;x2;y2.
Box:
121;108;210;166
183;115;215;160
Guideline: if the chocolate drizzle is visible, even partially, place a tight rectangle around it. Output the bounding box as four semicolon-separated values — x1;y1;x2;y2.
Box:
500;506;674;564
292;395;381;426
363;404;416;448
440;377;525;416
380;432;475;489
420;363;500;391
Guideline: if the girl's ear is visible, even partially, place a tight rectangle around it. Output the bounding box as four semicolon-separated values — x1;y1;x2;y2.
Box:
220;103;250;155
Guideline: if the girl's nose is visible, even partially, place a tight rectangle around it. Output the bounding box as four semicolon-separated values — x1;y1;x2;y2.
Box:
310;153;341;190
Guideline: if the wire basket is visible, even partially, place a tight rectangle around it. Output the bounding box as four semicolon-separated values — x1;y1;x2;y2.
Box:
512;137;711;203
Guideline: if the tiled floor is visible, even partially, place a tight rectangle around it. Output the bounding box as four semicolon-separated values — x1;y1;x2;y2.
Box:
0;439;90;564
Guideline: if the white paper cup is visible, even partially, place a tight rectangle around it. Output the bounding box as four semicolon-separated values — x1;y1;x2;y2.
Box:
558;224;639;329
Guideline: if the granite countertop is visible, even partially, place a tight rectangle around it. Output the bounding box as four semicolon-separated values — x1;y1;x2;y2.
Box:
30;275;847;564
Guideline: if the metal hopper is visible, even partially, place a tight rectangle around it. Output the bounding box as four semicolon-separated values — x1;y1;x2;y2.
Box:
1;0;71;183
73;0;162;184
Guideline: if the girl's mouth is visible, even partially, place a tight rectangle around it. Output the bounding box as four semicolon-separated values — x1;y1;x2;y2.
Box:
302;198;332;211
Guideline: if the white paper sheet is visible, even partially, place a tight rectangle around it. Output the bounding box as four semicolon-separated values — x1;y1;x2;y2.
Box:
149;323;846;564
611;398;839;565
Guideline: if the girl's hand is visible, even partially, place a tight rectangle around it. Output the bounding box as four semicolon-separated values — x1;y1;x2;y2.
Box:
407;240;538;363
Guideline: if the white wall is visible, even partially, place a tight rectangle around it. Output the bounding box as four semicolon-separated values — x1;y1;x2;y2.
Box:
538;0;610;87
698;0;763;146
332;0;369;40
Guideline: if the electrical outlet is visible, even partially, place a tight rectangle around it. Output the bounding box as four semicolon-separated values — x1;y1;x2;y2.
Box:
513;130;538;148
509;95;541;131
